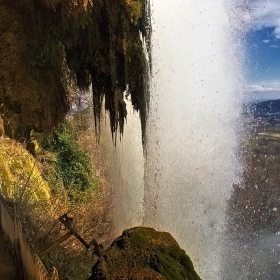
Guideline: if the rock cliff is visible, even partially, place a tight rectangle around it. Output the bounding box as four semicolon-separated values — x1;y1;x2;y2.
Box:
0;0;149;139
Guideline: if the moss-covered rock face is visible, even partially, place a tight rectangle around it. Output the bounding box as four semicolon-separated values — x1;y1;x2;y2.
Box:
0;0;69;139
90;227;201;280
0;0;149;139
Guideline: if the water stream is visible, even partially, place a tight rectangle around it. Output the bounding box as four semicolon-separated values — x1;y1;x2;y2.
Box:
143;1;243;278
100;102;145;235
102;1;245;278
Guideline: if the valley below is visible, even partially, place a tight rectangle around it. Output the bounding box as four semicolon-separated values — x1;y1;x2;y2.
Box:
224;106;280;279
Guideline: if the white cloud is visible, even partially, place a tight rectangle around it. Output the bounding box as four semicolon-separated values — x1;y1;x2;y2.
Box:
248;0;280;38
247;80;280;92
246;80;280;101
235;0;280;39
269;44;278;48
262;39;270;43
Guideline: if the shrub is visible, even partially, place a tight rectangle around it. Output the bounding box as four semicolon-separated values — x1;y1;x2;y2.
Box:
40;121;97;201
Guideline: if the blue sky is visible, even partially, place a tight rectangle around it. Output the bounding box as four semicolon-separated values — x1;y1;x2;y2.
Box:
246;27;280;81
241;0;280;101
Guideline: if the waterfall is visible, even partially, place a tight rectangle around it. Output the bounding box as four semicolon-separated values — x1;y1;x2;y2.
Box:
100;102;145;235
143;0;244;279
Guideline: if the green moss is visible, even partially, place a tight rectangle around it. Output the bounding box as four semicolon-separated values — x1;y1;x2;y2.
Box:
126;0;143;22
90;227;201;280
153;252;197;280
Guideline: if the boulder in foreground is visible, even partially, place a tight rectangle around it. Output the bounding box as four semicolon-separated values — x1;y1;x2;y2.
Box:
89;227;201;280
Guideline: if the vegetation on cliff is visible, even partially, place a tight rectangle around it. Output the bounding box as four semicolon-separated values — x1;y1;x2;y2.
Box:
0;0;149;140
0;138;50;202
0;0;160;279
32;109;113;280
0;109;113;279
36;120;97;201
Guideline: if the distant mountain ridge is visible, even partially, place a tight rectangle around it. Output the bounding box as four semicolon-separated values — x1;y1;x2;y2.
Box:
246;99;280;117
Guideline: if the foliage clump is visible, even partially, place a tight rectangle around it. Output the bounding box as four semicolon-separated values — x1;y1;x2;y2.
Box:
37;121;97;201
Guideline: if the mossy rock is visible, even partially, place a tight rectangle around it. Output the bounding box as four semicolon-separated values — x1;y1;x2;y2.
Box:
125;0;143;22
90;227;201;280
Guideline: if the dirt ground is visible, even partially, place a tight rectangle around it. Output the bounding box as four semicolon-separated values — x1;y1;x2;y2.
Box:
0;231;17;280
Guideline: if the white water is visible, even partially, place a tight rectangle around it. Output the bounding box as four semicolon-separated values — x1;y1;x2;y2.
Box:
101;101;145;236
144;1;243;279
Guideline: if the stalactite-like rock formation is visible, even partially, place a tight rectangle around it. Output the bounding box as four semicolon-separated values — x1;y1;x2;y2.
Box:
0;0;150;139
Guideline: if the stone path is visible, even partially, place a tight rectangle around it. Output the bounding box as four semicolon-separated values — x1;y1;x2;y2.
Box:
0;231;17;280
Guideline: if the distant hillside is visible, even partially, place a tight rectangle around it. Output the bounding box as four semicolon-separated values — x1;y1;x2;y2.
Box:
247;99;280;117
